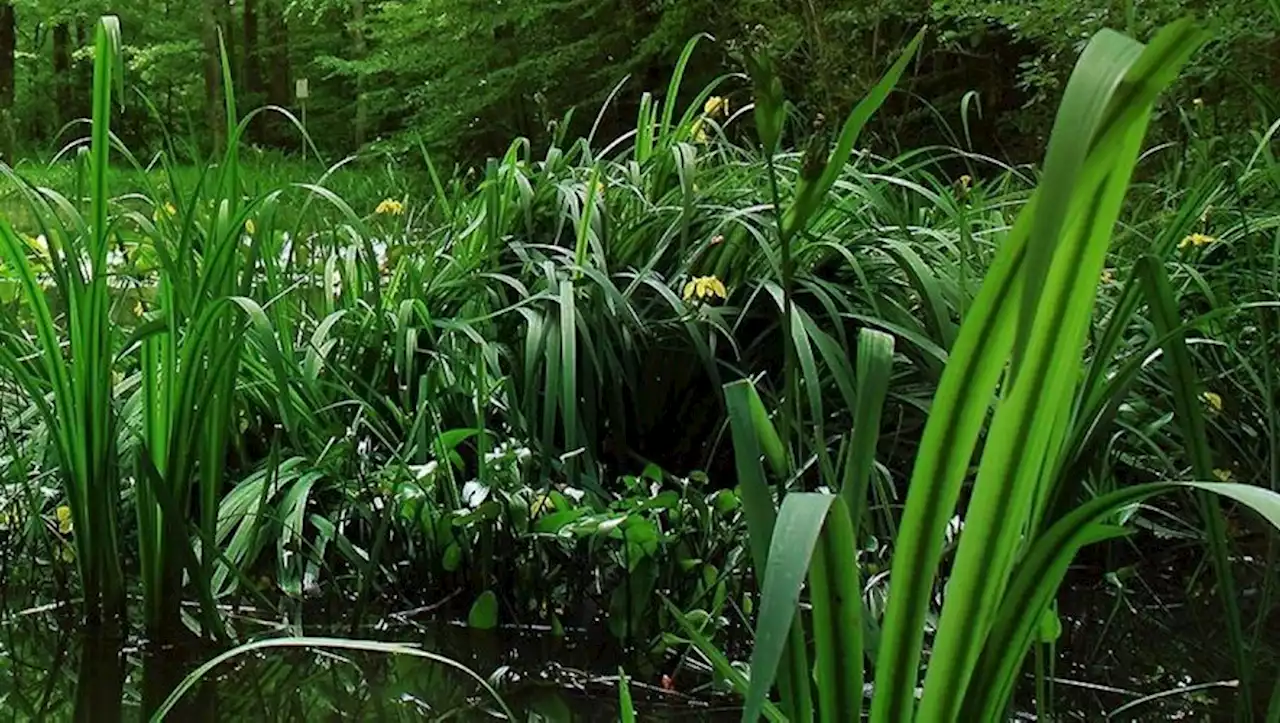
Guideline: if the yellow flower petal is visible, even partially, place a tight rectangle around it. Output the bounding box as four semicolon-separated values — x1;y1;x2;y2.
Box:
690;118;708;144
1180;232;1215;250
245;219;256;236
375;199;405;216
1200;390;1223;413
56;505;72;534
703;96;729;118
684;276;727;303
1213;468;1232;482
531;494;553;517
708;276;727;299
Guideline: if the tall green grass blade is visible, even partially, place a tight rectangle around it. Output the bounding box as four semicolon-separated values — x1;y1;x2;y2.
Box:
658;35;710;142
1134;253;1250;713
872;20;1208;723
619;667;636;723
916;23;1207;723
782;28;924;239
724;379;811;721
559;280;578;486
842;329;894;519
869;162;1027;723
743;493;833;723
807;497;862;723
724;380;780;577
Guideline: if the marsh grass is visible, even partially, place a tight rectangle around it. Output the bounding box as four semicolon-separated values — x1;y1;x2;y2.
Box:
675;18;1280;723
1;11;1279;722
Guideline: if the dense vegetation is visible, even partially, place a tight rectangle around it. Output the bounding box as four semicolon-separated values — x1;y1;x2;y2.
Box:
1;0;1280;162
2;3;1280;722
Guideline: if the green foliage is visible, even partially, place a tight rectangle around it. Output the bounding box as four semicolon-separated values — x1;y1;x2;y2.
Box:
1;0;1274;164
687;18;1280;723
5;6;1280;719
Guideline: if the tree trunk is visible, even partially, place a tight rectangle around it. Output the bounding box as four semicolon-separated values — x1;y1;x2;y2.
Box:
0;2;14;160
264;0;291;145
351;0;367;148
0;3;14;108
216;0;236;92
244;0;263;98
243;0;263;142
76;21;94;122
53;23;71;129
201;0;226;152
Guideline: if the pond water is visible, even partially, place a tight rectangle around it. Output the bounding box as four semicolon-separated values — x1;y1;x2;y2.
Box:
0;607;740;721
1;542;1269;720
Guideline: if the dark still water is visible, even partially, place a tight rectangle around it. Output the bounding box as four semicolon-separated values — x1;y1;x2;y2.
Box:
0;608;738;722
0;542;1268;722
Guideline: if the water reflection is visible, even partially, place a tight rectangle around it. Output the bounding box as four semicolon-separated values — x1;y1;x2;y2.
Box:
5;613;734;722
11;553;1255;722
74;625;124;722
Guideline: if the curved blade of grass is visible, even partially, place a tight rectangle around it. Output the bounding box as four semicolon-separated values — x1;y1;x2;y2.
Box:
661;596;787;723
149;637;516;722
882;240;955;352
965;480;1280;720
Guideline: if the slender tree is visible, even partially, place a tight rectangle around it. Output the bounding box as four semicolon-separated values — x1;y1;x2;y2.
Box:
52;19;70;127
264;0;291;145
0;2;13;160
201;0;226;152
350;0;367;147
244;0;263;99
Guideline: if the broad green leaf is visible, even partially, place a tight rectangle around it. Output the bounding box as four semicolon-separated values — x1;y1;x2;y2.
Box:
468;590;499;630
744;493;836;723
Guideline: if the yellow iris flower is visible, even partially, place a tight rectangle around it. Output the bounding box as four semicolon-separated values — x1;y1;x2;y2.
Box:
690;118;709;144
152;202;178;223
683;275;728;303
1178;232;1215;250
1200;390;1223;413
375;199;405;216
